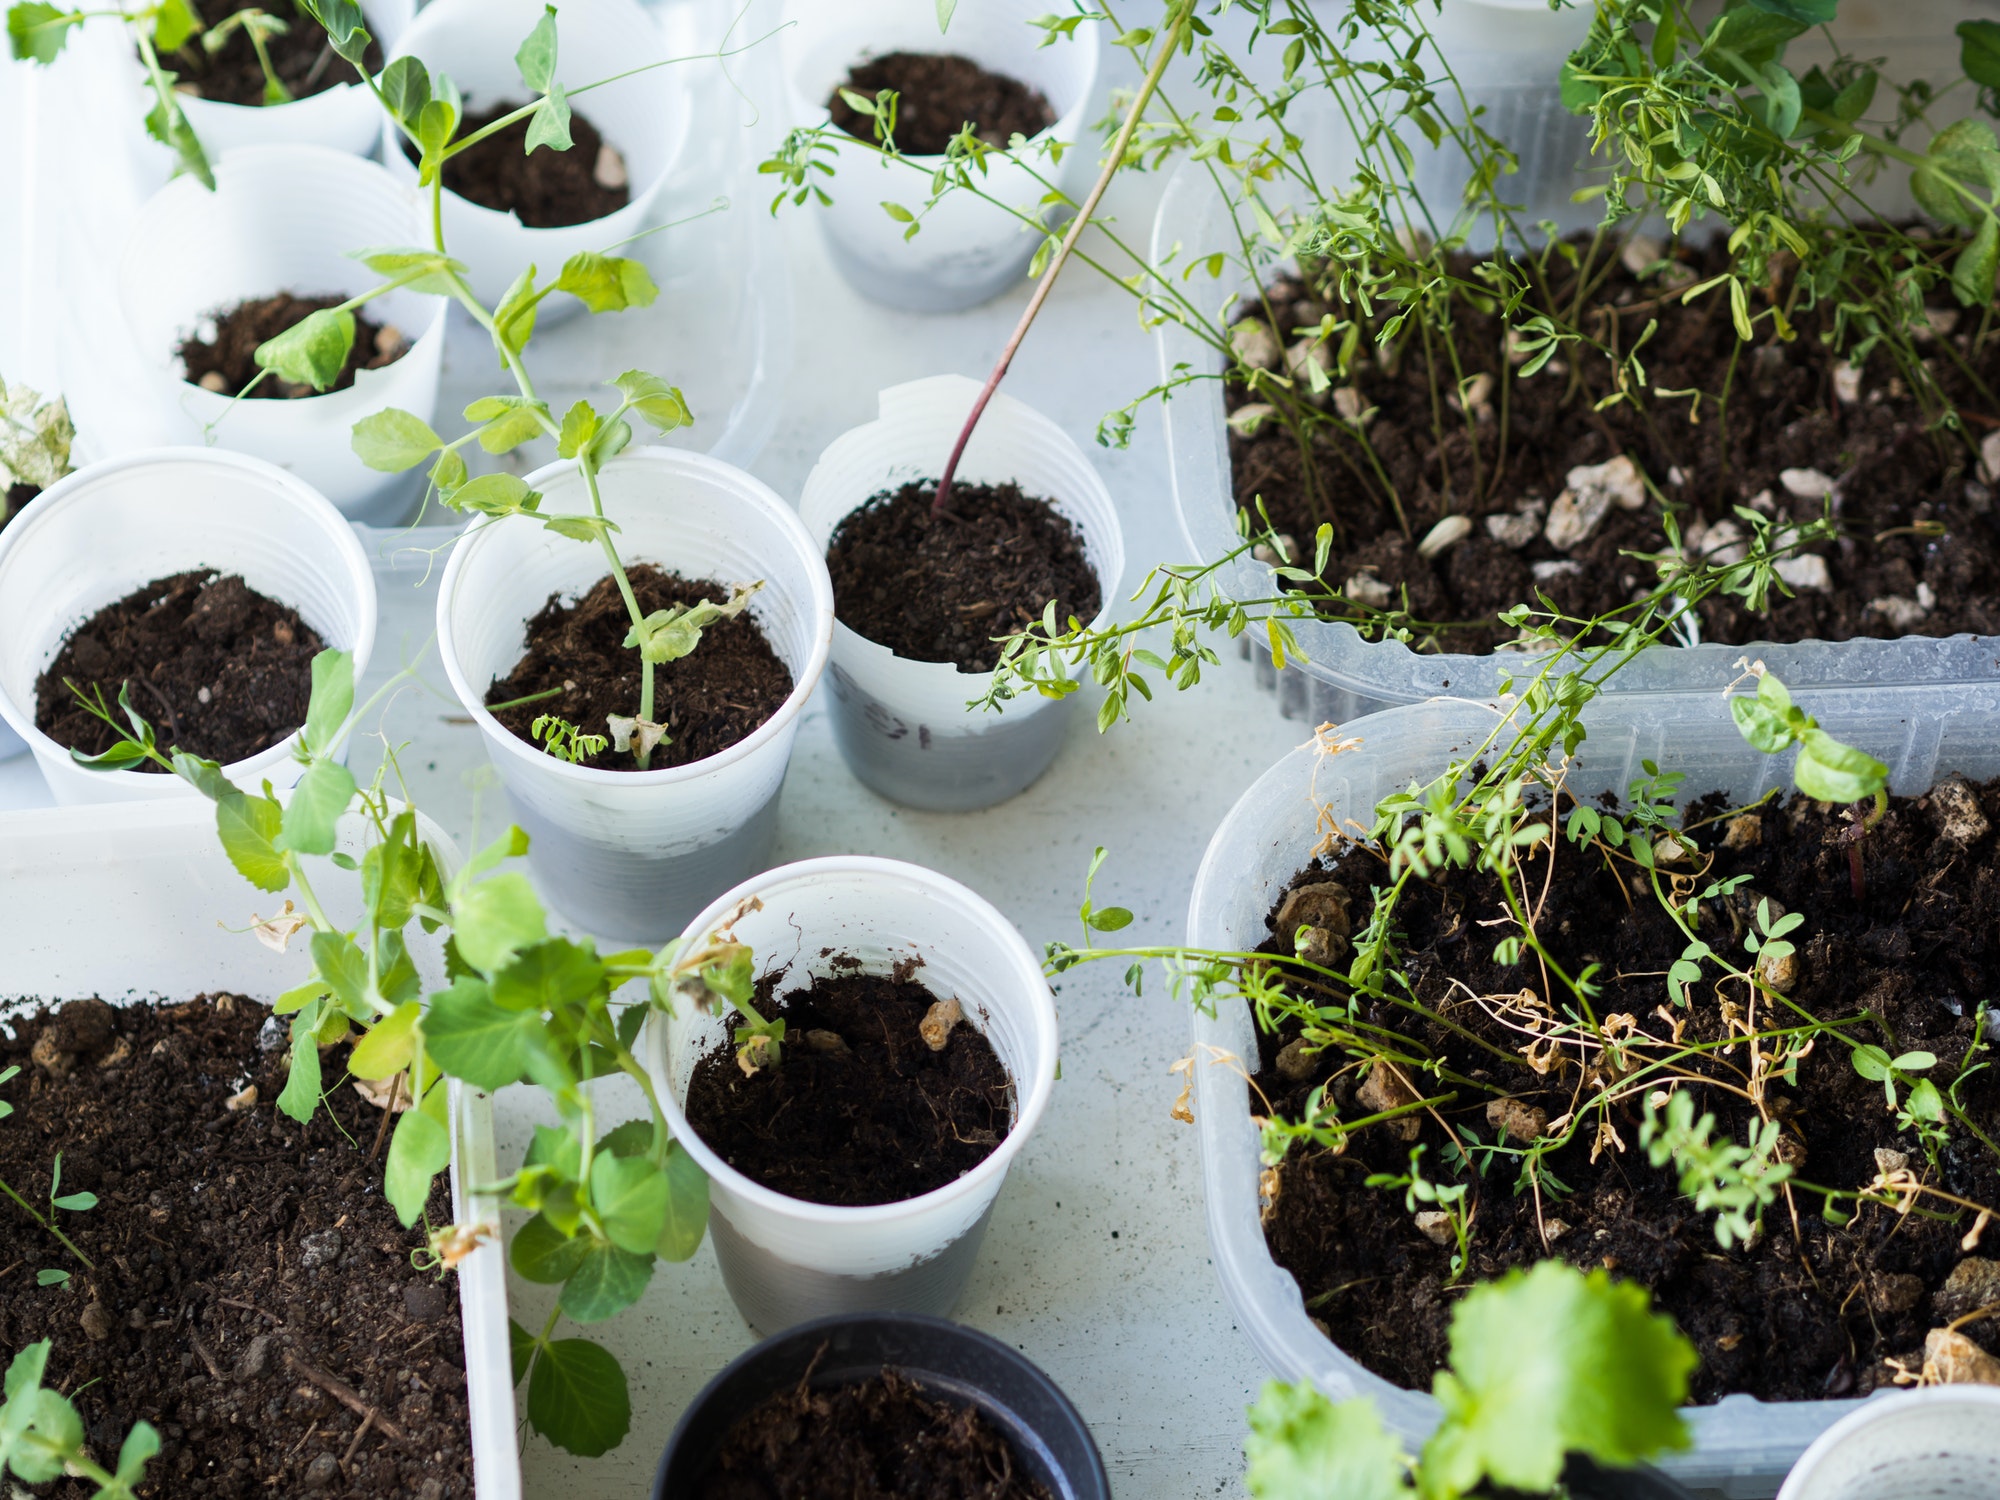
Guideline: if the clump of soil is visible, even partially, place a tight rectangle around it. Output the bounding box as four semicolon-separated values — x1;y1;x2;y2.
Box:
153;0;381;108
1252;775;2000;1404
3;481;35;530
35;570;323;771
1228;233;2000;652
825;481;1101;673
698;1366;1053;1500
414;102;630;227
684;966;1013;1207
828;51;1056;156
484;564;793;773
179;293;408;399
0;994;472;1499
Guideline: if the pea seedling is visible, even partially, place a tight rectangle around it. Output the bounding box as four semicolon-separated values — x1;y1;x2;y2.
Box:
68;648;782;1457
0;1341;157;1499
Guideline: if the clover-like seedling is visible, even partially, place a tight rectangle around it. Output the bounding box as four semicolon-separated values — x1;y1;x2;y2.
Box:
1640;1089;1791;1251
1244;1260;1694;1499
531;714;606;764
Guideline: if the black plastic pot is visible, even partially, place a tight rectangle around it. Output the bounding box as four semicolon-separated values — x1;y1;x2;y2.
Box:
653;1311;1111;1500
1563;1454;1701;1500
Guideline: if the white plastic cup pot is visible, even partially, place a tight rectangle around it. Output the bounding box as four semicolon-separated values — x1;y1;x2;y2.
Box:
1775;1387;2000;1500
797;375;1125;813
0;449;378;806
435;447;834;944
172;0;416;160
780;0;1100;312
649;856;1060;1335
116;146;447;526
383;0;685;311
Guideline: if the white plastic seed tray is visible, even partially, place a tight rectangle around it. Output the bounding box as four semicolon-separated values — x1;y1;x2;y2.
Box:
0;798;518;1499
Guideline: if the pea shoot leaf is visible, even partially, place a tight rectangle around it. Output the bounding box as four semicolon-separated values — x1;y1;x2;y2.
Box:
347;1000;419;1080
422;975;542;1090
254;307;355;392
380;55;431;128
302;649;355;753
556;252;658;314
657;1140;708;1261
353;409;445;473
298;0;370;67
515;4;558;92
277;1007;323;1122
7;3;81;64
610;370;692;433
510;1212;590;1284
1793;729;1889;804
492;937;605;1012
557;1240;652;1323
526;1335;629;1457
590;1152;669;1255
215;787;288;892
527;83;572;155
1963;20;2000;91
276;759;357;856
451;871;547;974
385;1098;451;1225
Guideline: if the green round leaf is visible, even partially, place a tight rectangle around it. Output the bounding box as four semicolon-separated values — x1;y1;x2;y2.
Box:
526;1335;629;1457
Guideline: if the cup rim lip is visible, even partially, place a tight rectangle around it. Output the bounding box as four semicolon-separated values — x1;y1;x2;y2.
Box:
0;446;380;784
1775;1384;2000;1500
118;145;450;402
434;445;837;788
383;0;681;226
653;854;1060;1226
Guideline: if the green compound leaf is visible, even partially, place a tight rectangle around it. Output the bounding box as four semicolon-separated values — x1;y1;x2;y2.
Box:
558;1239;653;1324
556;251;659;314
1245;1381;1411;1500
527;82;572;155
510;1211;590;1284
384;1090;452;1225
526;1335;630;1457
657;1139;709;1261
515;3;558;92
1421;1261;1694;1497
610;370;692;433
491;937;605;1012
590;1151;669;1256
215;787;288;892
254;308;355;393
422;975;542;1091
7;3;81;65
352;408;444;472
276;759;357;857
451;871;548;975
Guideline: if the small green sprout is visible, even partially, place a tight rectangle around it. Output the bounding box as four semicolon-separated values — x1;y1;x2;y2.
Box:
1640;1090;1792;1250
530;714;607;765
0;1341;158;1498
1365;1143;1474;1284
0;1066;97;1284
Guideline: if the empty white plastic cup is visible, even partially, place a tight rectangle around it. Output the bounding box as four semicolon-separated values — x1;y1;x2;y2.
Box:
116;146;447;525
435;447;834;943
797;375;1125;812
0;449;378;806
780;0;1100;311
650;855;1060;1335
383;0;685;311
1776;1387;2000;1500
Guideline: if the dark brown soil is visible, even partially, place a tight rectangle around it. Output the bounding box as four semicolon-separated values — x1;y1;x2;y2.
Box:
684;966;1013;1207
179;293;405;400
411;102;629;227
35;570;323;771
1252;777;2000;1405
484;564;793;773
3;481;35;530
1229;233;2000;652
825;481;1101;673
697;1367;1053;1500
158;0;380;108
0;995;471;1499
829;51;1056;156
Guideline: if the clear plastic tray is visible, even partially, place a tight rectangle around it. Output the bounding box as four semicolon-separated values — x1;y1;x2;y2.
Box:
0;798;518;1499
1185;681;2000;1497
1150;95;2000;722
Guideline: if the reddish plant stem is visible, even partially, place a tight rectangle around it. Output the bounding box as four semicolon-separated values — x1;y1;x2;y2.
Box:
932;5;1191;514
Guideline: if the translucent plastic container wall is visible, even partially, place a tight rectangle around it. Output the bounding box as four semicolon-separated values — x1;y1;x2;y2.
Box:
1185;681;2000;1498
0;799;519;1499
1151;106;2000;722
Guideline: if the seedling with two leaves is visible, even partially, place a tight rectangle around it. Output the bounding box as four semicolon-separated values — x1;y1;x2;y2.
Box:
0;1066;98;1288
0;1341;157;1499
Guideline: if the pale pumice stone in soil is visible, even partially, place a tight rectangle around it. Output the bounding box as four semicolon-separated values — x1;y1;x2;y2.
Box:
1228;402;1276;436
1543;486;1612;550
1834;362;1863;404
1933;1258;2000;1323
1566;453;1647;511
1231;321;1281;371
1982;429;2000;485
1485;499;1545;550
1870;595;1929;631
1926;1328;2000;1386
1344;572;1392;608
1774;554;1831;592
1927;778;1992;848
1620;234;1663;276
1700;518;1747;567
1781;467;1835;499
1417;513;1472;559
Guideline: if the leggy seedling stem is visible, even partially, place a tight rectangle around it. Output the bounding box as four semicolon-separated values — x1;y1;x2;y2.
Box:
930;2;1192;515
